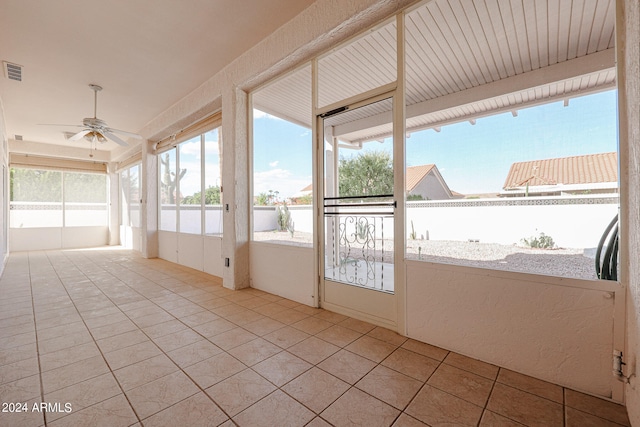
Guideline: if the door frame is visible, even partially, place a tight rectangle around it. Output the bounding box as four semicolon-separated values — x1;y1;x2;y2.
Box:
314;84;406;331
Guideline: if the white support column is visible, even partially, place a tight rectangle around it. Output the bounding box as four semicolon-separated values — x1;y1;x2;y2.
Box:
394;11;407;336
618;0;640;420
142;141;158;258
222;86;249;289
107;162;119;246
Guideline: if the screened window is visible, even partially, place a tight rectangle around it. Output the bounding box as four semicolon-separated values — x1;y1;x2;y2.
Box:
129;165;141;228
159;149;178;232
179;136;202;235
158;126;222;235
251;65;313;247
64;172;108;226
402;1;619;280
120;164;141;228
204;128;223;235
10;168;107;228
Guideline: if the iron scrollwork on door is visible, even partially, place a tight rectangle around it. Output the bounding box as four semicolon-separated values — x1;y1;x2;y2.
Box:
324;195;394;291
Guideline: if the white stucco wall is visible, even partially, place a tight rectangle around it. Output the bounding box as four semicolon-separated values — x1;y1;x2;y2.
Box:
157;229;224;278
620;0;640;423
9;226;109;251
0;98;8;274
256;198;617;249
120;225;142;251
407;197;619;248
250;242;315;306
406;261;622;398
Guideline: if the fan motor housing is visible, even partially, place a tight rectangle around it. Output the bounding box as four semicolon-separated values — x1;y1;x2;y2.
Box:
83;117;107;128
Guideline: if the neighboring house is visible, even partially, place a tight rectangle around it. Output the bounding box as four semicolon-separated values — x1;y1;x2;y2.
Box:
406;164;461;200
501;152;618;197
296;164;461;201
292;183;313;199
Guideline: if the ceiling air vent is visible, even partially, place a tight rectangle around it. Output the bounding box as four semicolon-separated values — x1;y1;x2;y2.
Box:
3;61;22;81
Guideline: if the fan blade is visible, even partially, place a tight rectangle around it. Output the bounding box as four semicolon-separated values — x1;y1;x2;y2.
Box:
38;123;84;128
68;130;92;141
107;127;143;139
103;131;129;147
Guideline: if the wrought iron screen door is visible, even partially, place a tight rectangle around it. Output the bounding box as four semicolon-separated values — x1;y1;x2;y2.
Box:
319;96;397;324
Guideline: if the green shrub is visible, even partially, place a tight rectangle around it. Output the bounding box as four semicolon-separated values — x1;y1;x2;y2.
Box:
521;232;556;249
277;203;294;237
409;220;417;240
355;219;370;241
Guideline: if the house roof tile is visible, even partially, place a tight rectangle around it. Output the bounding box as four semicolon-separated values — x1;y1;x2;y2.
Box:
406;164;435;192
503;152;618;189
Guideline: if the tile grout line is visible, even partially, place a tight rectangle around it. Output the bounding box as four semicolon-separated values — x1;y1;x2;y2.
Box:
61;249;247;425
42;249;145;426
56;249;224;425
11;248;629;427
28;252;48;427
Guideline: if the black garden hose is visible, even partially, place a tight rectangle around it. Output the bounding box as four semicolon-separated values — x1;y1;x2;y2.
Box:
596;214;619;280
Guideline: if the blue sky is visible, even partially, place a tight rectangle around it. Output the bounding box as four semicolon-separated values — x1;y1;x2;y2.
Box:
253;111;313;198
253;90;618;198
170;129;221;198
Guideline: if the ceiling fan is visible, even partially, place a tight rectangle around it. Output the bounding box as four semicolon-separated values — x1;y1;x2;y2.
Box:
44;84;142;146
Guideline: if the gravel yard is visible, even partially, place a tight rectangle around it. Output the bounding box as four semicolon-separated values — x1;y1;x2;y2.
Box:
254;231;600;280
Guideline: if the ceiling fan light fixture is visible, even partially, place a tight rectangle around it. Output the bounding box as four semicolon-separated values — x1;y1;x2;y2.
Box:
43;84;141;147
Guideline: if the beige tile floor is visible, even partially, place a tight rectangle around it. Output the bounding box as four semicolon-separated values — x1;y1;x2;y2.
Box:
0;248;631;427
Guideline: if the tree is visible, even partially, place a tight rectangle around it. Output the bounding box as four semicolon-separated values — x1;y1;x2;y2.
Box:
254;190;279;206
181;185;221;205
338;150;393;197
10;168;62;202
10;168;107;204
407;194;425;201
160;152;186;204
64;172;107;203
293;194;313;205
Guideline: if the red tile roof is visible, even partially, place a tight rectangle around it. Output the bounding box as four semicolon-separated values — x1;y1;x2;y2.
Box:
406;164;436;192
503;152;618;189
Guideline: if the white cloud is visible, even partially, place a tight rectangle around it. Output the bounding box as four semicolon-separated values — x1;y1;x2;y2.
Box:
172;159;221;197
253;109;284;121
253;169;310;199
253;109;269;119
203;142;220;156
178;140;201;159
269;160;279;167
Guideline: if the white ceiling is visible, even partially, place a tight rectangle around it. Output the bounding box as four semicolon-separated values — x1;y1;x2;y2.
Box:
254;0;616;144
0;0;316;153
2;0;618;157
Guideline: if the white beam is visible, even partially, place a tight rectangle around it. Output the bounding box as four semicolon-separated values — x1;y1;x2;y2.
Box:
8;139;111;162
347;81;615;144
